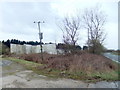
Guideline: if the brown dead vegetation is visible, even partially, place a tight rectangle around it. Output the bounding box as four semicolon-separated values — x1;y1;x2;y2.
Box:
11;52;118;74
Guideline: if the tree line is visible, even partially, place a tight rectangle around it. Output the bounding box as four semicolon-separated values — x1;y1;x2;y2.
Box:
2;39;88;51
2;39;43;48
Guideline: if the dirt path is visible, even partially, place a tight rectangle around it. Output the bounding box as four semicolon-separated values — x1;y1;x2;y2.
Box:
1;59;119;88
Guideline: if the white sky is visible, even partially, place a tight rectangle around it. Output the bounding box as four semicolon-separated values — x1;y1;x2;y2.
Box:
0;0;119;50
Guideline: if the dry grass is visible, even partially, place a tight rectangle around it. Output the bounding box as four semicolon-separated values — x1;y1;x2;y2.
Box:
12;52;118;74
8;52;119;82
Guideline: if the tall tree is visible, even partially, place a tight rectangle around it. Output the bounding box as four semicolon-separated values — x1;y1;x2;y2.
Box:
83;7;106;54
58;15;81;53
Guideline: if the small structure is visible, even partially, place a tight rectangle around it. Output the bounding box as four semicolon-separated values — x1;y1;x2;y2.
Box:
10;43;82;55
10;43;58;54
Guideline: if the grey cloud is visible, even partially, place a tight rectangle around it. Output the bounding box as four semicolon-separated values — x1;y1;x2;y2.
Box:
0;1;118;49
1;2;57;35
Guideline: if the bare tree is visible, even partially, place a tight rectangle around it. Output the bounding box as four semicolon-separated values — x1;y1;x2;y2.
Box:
59;16;81;45
83;7;106;54
58;16;81;53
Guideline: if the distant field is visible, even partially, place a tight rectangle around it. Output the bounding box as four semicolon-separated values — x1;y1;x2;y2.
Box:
106;50;120;55
111;51;120;55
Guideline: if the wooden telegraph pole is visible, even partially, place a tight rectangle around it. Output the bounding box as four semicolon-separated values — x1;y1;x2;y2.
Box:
34;21;44;61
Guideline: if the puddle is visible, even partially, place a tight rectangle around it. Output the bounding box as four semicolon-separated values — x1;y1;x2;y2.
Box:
1;60;13;66
2;60;26;76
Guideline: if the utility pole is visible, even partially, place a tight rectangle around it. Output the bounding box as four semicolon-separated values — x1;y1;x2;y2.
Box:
88;28;90;50
34;21;45;61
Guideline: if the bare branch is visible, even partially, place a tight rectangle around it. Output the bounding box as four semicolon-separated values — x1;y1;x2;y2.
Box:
58;15;81;46
83;7;107;54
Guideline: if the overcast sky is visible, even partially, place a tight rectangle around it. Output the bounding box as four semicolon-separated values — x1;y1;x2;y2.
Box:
0;0;118;50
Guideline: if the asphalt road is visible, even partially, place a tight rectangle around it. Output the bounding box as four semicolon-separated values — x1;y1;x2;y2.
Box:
103;52;120;63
